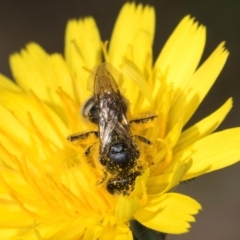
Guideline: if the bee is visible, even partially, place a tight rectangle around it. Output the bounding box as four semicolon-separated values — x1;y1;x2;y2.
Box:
68;63;156;195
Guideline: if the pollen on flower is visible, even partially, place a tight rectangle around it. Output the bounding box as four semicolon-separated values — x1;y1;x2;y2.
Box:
0;87;118;238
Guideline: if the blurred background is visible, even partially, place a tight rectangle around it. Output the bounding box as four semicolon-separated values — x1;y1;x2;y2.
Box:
0;0;239;239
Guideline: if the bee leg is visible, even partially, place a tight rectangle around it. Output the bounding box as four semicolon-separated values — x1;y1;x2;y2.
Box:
134;135;152;145
130;115;157;131
98;171;108;185
130;115;157;124
134;135;155;167
67;131;98;152
67;131;98;143
84;143;99;169
85;145;93;156
67;132;99;168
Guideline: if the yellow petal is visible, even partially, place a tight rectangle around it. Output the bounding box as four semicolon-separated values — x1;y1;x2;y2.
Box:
109;2;155;69
10;43;50;100
134;193;201;234
64;17;102;104
0;74;21;92
0;91;67;148
47;54;76;99
100;224;132;240
174;98;233;153
164;116;183;148
0;104;30;144
168;42;229;129
65;17;101;67
0;229;18;239
183;128;240;179
108;3;155;119
121;59;154;112
10;43;76;108
130;169;149;198
17;219;93;240
147;159;192;194
115;196;140;222
154;16;206;100
0;207;31;228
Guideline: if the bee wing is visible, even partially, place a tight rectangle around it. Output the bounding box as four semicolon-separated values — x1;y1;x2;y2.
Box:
94;63;120;96
94;64;133;154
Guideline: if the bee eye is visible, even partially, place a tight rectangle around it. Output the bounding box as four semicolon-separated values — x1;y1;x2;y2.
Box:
82;97;99;124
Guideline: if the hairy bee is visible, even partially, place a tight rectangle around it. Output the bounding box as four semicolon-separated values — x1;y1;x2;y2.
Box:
68;63;156;195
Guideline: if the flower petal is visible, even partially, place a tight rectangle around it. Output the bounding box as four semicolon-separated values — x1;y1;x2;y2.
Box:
0;104;30;144
115;196;140;222
0;91;67;148
10;43;49;99
65;17;101;67
154;16;206;100
147;159;192;194
10;43;76;107
0;229;18;239
121;59;154;113
0;74;21;92
168;42;229;129
164;116;183;148
134;193;201;234
109;2;155;70
65;17;102;103
0;207;31;228
183;128;240;179
100;224;133;240
174;98;232;153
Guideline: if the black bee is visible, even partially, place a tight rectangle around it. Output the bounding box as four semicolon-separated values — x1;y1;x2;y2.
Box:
68;63;156;195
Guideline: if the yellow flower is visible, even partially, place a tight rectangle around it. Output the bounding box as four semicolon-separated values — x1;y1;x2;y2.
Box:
0;2;239;239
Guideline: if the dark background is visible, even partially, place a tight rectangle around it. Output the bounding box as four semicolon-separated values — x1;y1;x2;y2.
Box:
0;0;239;239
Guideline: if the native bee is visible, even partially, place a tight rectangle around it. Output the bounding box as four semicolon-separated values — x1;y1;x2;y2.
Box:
68;63;156;195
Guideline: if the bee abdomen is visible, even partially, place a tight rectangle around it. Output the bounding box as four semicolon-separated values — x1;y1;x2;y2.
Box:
106;172;141;195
